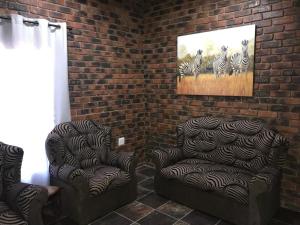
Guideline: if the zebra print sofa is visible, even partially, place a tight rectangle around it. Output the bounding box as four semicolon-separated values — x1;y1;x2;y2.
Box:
0;142;48;225
152;117;288;225
45;120;137;225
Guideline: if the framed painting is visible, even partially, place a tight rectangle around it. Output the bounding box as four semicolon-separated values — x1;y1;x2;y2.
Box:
177;24;255;96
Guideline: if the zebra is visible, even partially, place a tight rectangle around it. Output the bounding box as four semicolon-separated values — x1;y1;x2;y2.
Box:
178;49;203;80
213;46;228;78
229;40;249;76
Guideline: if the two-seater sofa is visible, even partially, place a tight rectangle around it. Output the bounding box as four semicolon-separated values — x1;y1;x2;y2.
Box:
153;117;288;225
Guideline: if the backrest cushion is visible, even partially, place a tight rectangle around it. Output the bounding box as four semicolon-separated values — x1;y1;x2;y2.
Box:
0;144;3;198
46;120;111;169
177;117;288;172
0;142;23;199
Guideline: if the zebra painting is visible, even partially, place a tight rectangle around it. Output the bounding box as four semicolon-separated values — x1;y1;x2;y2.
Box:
177;24;255;96
178;49;203;80
213;46;228;78
229;40;249;76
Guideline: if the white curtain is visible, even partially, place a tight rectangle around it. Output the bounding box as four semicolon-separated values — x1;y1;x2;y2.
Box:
0;14;71;185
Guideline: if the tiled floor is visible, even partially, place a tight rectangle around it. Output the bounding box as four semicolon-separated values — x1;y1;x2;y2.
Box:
54;164;300;225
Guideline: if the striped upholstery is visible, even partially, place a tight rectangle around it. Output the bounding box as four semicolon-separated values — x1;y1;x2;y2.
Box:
161;158;254;204
46;120;137;224
0;142;47;225
0;142;23;189
46;120;111;169
152;147;183;169
46;120;134;196
0;201;27;225
0;149;3;198
177;117;288;172
84;165;130;197
154;117;288;205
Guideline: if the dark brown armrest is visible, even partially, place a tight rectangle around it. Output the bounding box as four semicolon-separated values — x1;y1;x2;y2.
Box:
249;167;280;195
152;147;184;171
49;164;89;195
6;183;48;225
106;151;137;176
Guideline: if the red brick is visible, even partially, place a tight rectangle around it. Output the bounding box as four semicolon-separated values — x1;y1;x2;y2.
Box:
234;9;251;17
256;34;273;42
284;7;300;16
283;39;299;47
272;1;293;10
18;0;37;6
255;19;272;27
218;13;234;21
272;47;293;55
255;63;271;70
252;5;271;14
258;111;277;118
240;109;257;116
243;13;262;23
37;1;57;11
263;25;284;33
272;62;293;69
274;31;295;40
263;10;283;19
270;91;290;97
261;55;281;63
272;16;294;25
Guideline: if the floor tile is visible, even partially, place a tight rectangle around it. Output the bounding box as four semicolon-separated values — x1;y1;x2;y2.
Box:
91;212;132;225
273;207;300;225
136;167;156;177
138;192;168;208
268;219;290;225
136;173;148;183
173;220;190;225
139;178;154;190
182;211;219;225
54;217;77;225
137;186;152;199
157;201;192;219
217;220;234;225
116;201;153;221
136;165;150;172
137;210;176;225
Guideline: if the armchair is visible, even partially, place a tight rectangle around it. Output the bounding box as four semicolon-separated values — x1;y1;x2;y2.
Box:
0;142;48;225
45;120;137;225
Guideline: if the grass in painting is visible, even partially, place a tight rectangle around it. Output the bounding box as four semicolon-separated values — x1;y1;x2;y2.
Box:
177;72;253;96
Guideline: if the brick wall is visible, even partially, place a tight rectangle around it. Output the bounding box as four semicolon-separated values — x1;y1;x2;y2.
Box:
1;0;299;211
0;0;147;156
143;0;300;210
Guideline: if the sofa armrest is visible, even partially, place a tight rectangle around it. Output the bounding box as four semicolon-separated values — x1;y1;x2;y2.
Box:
50;164;89;194
248;167;281;225
152;147;184;170
106;151;137;175
249;167;280;194
6;183;48;225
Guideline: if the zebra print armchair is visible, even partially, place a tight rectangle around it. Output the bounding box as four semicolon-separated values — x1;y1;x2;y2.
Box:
45;120;137;225
0;142;48;225
152;117;288;225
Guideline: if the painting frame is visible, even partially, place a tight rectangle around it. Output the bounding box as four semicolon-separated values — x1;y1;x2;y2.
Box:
177;24;256;96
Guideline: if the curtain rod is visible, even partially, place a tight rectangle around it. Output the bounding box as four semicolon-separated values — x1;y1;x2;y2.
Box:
0;16;71;30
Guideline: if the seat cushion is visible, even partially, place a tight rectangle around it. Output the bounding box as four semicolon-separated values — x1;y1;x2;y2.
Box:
0;201;27;225
84;165;131;197
0;148;3;199
161;158;255;204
